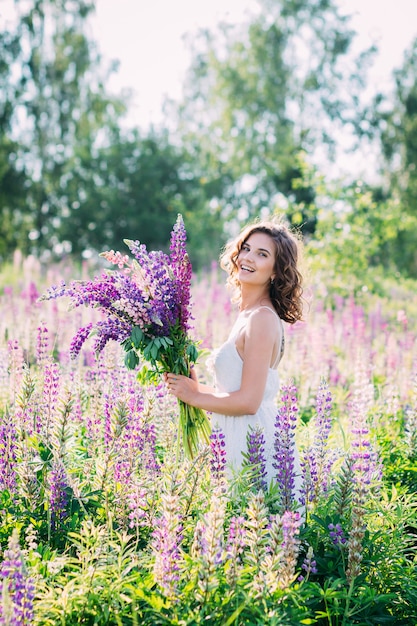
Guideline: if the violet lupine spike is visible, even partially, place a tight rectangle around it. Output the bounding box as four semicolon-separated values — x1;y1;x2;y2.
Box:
126;242;172;304
300;447;317;508
346;365;377;581
49;459;69;532
91;319;131;355
8;339;25;395
169;214;193;331
152;492;184;599
103;394;114;450
69;323;93;359
128;485;149;530
225;515;246;586
273;382;299;511
209;427;227;485
243;425;268;492
0;411;18;494
123;244;179;336
300;380;333;507
298;545;318;582
278;510;302;589
121;382;160;475
42;360;60;436
36;323;49;364
328;522;347;546
0;530;35;626
191;495;225;600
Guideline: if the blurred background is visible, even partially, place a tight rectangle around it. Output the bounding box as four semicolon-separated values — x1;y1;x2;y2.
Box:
1;0;417;289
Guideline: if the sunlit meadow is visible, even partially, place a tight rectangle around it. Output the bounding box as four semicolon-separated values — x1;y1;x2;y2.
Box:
1;250;417;625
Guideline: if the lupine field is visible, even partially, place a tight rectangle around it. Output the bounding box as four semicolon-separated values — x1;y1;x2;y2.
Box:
1;251;417;625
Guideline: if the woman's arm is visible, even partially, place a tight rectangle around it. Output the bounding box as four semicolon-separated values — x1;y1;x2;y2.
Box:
166;309;279;415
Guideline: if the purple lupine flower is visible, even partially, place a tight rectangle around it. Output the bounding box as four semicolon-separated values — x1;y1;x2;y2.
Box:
123;382;160;475
273;383;299;511
0;412;18;494
300;381;333;507
103;393;114;450
243;425;268;492
346;363;378;581
169;214;193;331
209;427;227;485
314;381;333;466
123;242;178;334
42;360;60;436
0;530;35;625
36;323;49;364
298;545;318;582
226;515;246;561
92;318;132;355
300;447;317;508
8;339;25;394
328;522;347;546
225;515;246;587
191;495;225;599
22;280;39;306
69;323;93;359
49;460;69;532
279;510;302;588
128;485;149;530
152;492;184;599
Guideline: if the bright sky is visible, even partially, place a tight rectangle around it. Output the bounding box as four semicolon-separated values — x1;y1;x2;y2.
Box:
91;0;417;129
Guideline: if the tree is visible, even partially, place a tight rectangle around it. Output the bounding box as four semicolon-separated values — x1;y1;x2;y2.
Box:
0;27;33;257
171;0;374;234
0;1;225;268
57;128;226;268
368;36;417;277
0;0;126;258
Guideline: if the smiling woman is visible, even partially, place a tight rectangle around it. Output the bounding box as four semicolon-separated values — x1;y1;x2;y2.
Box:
165;217;304;502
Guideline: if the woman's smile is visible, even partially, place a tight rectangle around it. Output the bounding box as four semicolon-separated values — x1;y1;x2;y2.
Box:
237;232;275;284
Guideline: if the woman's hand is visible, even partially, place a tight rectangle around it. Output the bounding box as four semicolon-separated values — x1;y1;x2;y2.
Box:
165;371;199;405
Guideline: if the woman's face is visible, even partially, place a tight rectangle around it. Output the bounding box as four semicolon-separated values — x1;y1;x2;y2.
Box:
237;232;276;288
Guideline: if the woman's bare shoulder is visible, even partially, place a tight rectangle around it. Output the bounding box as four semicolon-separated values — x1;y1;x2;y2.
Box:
246;307;281;333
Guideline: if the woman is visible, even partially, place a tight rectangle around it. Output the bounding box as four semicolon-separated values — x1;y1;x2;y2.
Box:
166;219;303;489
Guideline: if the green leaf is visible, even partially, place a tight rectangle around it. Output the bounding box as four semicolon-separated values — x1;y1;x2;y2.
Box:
130;326;144;349
150;343;159;360
125;350;139;370
143;343;153;360
186;343;199;362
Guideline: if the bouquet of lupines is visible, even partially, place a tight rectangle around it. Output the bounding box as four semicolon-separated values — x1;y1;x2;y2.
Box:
41;214;211;458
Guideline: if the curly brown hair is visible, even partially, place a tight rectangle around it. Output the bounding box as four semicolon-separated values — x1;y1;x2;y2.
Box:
220;220;304;324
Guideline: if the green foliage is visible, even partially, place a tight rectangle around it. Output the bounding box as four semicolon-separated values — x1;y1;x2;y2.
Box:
0;2;224;269
368;36;417;277
174;0;373;231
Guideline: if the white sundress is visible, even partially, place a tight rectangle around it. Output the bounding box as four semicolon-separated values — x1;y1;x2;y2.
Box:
210;307;302;492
